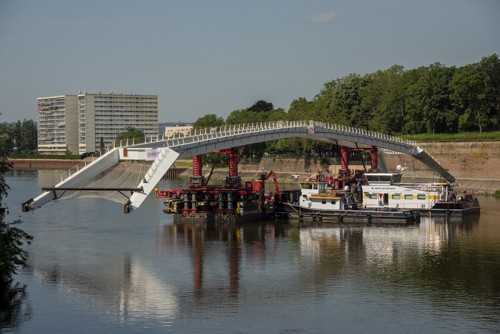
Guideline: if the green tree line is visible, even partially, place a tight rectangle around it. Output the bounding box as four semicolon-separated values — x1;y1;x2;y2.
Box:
192;54;500;160
0;120;37;154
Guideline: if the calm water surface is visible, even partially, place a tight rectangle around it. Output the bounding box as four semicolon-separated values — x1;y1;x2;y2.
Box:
2;170;500;334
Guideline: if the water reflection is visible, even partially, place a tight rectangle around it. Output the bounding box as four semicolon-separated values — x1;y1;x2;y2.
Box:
155;214;498;322
298;214;483;274
0;282;32;330
297;213;500;320
28;254;178;324
298;214;481;254
157;222;289;302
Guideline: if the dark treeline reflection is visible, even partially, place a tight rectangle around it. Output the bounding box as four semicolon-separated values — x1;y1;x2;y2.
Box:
0;280;32;330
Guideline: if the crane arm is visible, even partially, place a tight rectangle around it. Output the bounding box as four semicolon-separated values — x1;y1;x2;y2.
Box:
263;170;281;195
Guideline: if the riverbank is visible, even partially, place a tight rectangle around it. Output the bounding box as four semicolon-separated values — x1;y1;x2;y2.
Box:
10;159;82;170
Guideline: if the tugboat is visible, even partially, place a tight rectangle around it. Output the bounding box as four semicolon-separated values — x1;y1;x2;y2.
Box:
280;175;420;225
277;146;420;225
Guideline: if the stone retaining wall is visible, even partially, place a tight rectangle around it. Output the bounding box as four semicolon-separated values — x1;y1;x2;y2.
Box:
10;159;82;170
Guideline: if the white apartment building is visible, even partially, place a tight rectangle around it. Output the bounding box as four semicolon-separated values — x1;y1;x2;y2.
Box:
37;95;79;154
37;93;158;155
78;93;158;154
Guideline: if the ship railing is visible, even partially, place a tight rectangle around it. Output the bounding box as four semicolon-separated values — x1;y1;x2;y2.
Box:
397;182;445;191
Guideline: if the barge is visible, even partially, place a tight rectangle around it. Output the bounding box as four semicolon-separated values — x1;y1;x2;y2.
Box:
156;177;277;225
156;149;280;225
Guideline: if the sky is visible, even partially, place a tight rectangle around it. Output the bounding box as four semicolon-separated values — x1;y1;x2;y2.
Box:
0;0;499;124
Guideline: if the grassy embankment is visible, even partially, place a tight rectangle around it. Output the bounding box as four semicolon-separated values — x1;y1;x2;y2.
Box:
10;153;81;159
400;131;500;142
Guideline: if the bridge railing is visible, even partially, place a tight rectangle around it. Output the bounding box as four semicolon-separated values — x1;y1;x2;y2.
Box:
114;120;308;148
114;120;418;149
320;122;418;147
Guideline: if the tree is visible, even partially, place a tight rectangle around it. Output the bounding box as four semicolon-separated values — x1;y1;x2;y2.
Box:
192;114;224;129
2;120;38;154
21;119;37;152
0;123;14;154
363;65;406;134
402;67;430;134
288;97;313;121
0;127;32;284
317;74;372;128
99;137;105;155
249;100;274;112
225;109;261;125
417;63;456;134
0;220;33;285
115;127;144;145
0;115;33;328
450;55;500;133
477;54;500;130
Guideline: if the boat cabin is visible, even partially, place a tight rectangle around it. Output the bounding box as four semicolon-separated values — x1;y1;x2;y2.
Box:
364;172;402;185
298;181;355;211
362;173;452;210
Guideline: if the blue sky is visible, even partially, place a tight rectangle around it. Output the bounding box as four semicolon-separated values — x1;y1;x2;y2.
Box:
1;0;499;123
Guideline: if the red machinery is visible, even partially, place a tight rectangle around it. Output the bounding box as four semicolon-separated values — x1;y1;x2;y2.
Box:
155;147;280;217
262;170;281;196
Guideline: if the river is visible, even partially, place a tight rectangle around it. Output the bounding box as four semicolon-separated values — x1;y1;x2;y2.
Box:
2;170;500;334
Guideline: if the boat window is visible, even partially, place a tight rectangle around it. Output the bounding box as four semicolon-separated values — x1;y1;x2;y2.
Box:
380;175;392;182
369;194;377;199
331;200;336;204
392;194;401;200
365;174;393;184
322;199;326;204
405;194;413;200
417;194;426;200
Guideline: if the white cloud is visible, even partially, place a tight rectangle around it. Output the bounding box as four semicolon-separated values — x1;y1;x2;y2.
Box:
310;11;337;24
